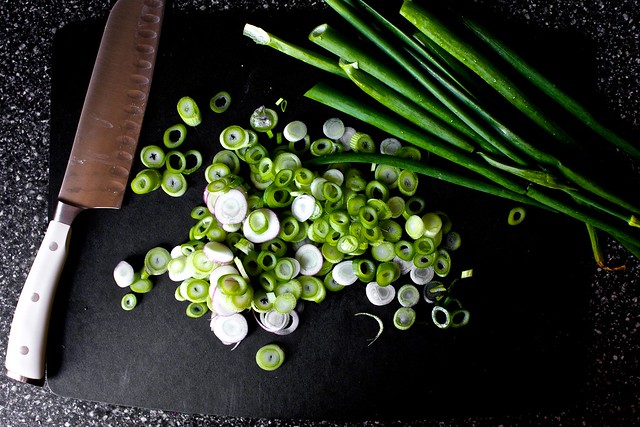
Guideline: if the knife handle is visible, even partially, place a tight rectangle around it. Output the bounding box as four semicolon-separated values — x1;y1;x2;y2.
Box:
5;219;71;385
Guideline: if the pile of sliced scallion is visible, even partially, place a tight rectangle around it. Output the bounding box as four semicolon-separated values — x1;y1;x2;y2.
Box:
115;91;472;370
243;0;640;268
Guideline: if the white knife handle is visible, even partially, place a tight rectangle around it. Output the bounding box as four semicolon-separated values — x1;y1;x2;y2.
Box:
5;219;71;385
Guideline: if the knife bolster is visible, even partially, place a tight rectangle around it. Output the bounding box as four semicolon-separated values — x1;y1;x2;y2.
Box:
53;201;85;225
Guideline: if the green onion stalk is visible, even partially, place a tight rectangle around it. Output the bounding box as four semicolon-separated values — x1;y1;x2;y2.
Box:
323;0;640;219
242;0;640;260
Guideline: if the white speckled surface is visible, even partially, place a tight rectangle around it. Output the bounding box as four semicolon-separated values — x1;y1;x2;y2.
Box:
1;0;638;425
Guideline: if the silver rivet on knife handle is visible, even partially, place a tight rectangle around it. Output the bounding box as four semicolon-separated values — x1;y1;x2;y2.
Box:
5;0;165;385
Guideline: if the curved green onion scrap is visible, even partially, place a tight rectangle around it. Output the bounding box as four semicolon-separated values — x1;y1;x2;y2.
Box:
355;312;384;346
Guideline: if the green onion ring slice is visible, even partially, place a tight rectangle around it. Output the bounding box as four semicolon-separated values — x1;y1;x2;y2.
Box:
256;343;286;371
121;293;137;311
365;281;396;306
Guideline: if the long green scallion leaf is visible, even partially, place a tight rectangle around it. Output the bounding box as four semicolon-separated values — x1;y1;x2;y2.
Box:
464;17;640;161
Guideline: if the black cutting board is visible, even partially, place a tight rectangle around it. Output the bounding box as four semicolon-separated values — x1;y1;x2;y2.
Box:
46;5;598;421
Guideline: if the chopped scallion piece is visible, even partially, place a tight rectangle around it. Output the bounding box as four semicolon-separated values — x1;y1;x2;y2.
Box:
121;293;137;311
163;123;187;148
393;307;416;330
140;145;165;169
256;343;285;371
210;91;232;113
177;96;202;127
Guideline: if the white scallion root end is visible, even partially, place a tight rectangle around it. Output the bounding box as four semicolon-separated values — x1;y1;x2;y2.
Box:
243;24;270;45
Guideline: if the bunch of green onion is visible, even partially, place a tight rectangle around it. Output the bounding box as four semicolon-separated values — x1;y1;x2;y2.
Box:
243;0;640;267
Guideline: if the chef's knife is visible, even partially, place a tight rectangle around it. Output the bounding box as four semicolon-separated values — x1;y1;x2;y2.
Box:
5;0;165;385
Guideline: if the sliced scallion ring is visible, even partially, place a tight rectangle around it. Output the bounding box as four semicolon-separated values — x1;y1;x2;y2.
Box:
275;279;303;300
299;276;326;303
181;278;210;303
113;260;135;288
310;138;335;156
397;169;418;196
380;137;402;154
374;164;400;189
214;188;248;225
393;307;416;330
186;302;208;318
291;194;316;222
366;281;396;306
161;170;187;197
379;219;403;242
424;280;448;303
256;343;286;371
283;120;308;142
449;309;470;328
274;257;296;281
177;96;202;127
397;284;420;308
210;312;248;345
376;261;400;286
131;169;162;194
165;150;186;173
183;150;203;175
140;145;165;169
332;260;358;286
212;150;241;175
163;123;187;148
411;265;435;285
251;289;274;313
349;132;376;153
243;208;281;244
432;306;451;329
210;91;231;113
323;117;345;140
405;215;426;240
508;206;527;225
130;276;153;294
295;243;324;276
434;249;452;277
442;231;462;251
250;106;279;132
371;241;395;262
144;246;171;276
352;258;376;282
220;125;250;150
273;292;297;314
121;293;137;311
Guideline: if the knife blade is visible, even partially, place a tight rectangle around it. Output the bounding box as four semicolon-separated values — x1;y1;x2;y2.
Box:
5;0;165;385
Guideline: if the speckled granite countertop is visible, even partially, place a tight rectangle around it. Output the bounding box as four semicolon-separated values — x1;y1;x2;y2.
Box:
1;0;639;426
